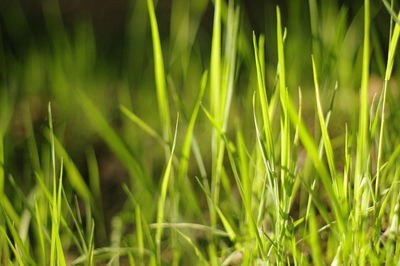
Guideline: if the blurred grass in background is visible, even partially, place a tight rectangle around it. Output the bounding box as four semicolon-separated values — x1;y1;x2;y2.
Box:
1;0;400;264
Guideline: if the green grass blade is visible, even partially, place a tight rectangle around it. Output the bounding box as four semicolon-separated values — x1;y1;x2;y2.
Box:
252;33;275;163
44;131;91;203
77;91;142;174
34;201;46;264
285;94;344;233
311;56;337;180
3;213;36;265
120;105;165;146
155;115;179;263
178;71;207;181
384;4;400;81
308;209;324;266
210;0;221;120
0;226;26;266
0;134;3;199
354;0;370;210
146;0;172;141
276;6;291;194
174;229;210;265
382;0;400;28
86;149;107;244
209;0;222;230
135;205;145;262
376;4;400;196
77;90;153;203
150;222;229;237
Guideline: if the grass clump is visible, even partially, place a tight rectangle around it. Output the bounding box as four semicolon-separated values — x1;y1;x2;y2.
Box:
1;0;400;265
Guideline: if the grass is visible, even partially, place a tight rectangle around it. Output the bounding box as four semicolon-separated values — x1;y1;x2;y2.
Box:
1;0;400;264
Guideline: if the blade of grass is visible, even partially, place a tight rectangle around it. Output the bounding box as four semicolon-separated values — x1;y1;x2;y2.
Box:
285;94;344;233
376;3;400;198
3;212;36;265
146;0;172;141
34;201;46;264
382;0;400;26
120;105;165;147
86;149;107;244
276;6;291;186
72;247;151;265
311;56;337;184
354;0;370;220
48;103;66;266
0;133;3;199
176;72;208;218
252;33;275;164
155;115;179;263
77;90;153;204
178;71;207;182
174;228;210;265
135;205;144;262
44;130;91;203
0;226;25;266
149;222;229;237
209;0;222;230
308;209;324;266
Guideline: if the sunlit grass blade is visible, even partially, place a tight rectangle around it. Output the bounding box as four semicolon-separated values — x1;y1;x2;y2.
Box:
167;77;208;179
77;91;142;174
149;222;229;237
44;130;91;203
195;169;237;244
176;72;208;218
0;226;26;266
174;228;210;265
236;129;266;253
252;33;275;163
146;0;172;141
135;204;145;262
382;0;400;27
86;149;107;244
276;6;291;184
34;201;46;264
61;191;87;254
155;115;179;263
376;3;400;197
71;247;151;265
354;0;370;217
120;105;165;146
0;133;4;198
311;56;337;183
308;209;324;266
384;4;400;81
178;71;207;182
209;0;222;231
202;104;267;257
285;94;344;233
123;184;156;260
3;212;36;265
77;90;153;203
48;103;66;266
210;0;221;120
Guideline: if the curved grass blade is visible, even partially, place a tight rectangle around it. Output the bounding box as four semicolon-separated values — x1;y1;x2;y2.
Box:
311;56;337;182
155;114;179;263
146;0;172;141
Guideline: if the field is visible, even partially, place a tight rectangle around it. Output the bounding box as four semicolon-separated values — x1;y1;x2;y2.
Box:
1;0;400;265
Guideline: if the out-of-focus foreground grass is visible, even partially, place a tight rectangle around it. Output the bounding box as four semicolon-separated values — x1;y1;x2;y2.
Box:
1;0;400;264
